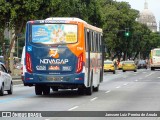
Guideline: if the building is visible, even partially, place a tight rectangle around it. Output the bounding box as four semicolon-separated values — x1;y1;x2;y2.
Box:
137;0;157;32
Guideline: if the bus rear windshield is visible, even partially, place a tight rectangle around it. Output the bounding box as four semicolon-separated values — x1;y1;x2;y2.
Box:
153;50;160;56
31;24;78;44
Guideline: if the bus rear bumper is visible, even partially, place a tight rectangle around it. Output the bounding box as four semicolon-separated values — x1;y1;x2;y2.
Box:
24;73;85;87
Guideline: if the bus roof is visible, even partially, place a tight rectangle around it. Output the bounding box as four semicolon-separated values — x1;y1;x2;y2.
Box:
29;17;102;33
45;17;87;24
46;17;102;33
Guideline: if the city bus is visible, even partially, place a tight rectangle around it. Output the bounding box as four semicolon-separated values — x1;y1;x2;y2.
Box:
150;48;160;70
24;17;104;95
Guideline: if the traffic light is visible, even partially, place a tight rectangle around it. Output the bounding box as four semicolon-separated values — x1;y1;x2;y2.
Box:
125;28;130;37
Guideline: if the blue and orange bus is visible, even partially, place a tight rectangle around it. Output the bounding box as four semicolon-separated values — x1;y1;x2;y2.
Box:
24;17;104;95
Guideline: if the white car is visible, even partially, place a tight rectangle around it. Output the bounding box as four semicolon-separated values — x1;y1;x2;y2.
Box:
0;62;13;96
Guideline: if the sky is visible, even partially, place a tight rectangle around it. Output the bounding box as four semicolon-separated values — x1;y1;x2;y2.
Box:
116;0;160;31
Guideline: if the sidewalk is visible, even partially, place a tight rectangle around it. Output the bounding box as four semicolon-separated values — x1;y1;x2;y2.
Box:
12;68;21;80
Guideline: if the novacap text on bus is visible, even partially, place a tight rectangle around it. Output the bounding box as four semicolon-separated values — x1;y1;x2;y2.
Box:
24;17;104;95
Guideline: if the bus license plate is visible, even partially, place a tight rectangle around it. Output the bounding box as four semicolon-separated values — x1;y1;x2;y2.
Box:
47;77;61;81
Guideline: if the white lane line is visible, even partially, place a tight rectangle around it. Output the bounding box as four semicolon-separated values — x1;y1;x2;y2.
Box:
123;83;128;86
90;97;98;102
116;86;121;89
145;72;154;77
158;77;160;78
105;90;111;93
135;79;138;82
68;106;79;111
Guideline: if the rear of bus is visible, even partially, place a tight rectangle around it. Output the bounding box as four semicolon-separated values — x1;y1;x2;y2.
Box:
150;48;160;70
24;18;86;90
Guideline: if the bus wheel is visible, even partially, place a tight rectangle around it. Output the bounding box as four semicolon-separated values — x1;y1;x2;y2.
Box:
43;86;50;95
86;72;93;95
93;85;99;92
51;87;58;92
86;86;93;95
78;88;84;95
35;85;43;95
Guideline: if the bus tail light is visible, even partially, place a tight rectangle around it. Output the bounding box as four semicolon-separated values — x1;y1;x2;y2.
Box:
76;53;83;73
26;52;33;73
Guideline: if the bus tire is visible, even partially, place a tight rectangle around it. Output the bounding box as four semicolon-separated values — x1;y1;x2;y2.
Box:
43;86;50;95
86;72;93;95
78;88;84;95
151;67;154;71
93;85;99;92
35;85;43;95
51;87;58;92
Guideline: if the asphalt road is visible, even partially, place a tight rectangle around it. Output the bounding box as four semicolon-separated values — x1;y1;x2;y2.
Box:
1;69;160;120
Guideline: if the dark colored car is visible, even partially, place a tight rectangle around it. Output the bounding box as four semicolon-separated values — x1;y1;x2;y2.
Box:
137;60;147;69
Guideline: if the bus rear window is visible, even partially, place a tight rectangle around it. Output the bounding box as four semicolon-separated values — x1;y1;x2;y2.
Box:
152;50;160;56
31;24;77;44
155;50;160;56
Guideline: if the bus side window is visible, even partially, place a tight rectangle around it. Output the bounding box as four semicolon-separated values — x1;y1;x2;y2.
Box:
99;34;102;52
85;28;89;52
90;31;93;52
96;33;99;52
94;32;97;52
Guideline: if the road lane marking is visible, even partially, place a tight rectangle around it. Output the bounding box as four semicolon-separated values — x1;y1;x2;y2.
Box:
0;94;35;103
68;106;79;111
90;97;98;102
105;90;111;93
158;77;160;78
135;79;138;82
116;86;121;89
145;72;154;77
123;83;128;86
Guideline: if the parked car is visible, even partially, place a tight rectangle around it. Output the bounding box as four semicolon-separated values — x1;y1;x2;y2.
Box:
122;61;137;72
104;60;116;74
0;62;13;96
137;60;147;69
